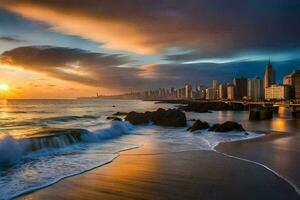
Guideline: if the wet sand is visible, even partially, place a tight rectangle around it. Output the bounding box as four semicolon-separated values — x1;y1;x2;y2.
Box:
18;136;300;200
216;131;300;190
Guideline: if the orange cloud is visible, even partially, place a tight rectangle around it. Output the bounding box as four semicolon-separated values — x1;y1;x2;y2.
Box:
1;2;160;54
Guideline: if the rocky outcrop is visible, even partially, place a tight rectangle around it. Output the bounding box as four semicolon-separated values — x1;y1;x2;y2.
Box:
249;108;273;120
125;108;187;127
208;121;245;132
124;111;150;125
180;102;246;113
106;116;122;121
187;120;210;132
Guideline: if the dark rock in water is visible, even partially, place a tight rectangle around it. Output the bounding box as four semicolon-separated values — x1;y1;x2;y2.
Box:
208;121;245;132
179;101;247;113
125;111;150;125
106;116;122;121
208;124;220;131
180;102;230;113
244;132;249;135
112;112;128;116
249;107;273;120
125;108;187;127
187;120;210;132
152;108;186;127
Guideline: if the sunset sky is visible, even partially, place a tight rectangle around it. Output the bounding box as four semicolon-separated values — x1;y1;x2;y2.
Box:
0;0;300;98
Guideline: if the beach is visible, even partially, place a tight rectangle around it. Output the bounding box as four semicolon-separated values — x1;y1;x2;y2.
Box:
18;132;300;200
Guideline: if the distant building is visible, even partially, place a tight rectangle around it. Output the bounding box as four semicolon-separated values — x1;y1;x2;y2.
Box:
218;84;227;100
212;80;218;100
227;84;235;100
185;84;192;99
205;88;214;100
233;77;247;100
283;70;300;99
265;84;290;100
247;77;263;101
197;86;206;99
263;60;276;88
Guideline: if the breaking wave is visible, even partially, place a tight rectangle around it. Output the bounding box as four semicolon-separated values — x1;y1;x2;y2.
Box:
0;121;133;166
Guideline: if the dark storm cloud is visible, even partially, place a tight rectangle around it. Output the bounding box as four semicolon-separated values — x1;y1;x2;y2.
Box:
0;36;22;43
1;0;300;56
0;46;144;90
1;46;299;91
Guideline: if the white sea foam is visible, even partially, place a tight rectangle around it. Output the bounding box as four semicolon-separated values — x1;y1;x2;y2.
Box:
0;135;24;165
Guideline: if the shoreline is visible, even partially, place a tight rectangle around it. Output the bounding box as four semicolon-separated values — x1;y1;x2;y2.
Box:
18;131;300;200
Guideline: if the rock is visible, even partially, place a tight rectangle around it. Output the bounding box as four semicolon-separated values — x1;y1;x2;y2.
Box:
106;116;122;121
124;111;150;125
112;112;128;116
249;107;273;120
180;102;233;113
124;108;187;127
208;121;245;132
187;120;210;132
208;124;220;131
153;108;186;127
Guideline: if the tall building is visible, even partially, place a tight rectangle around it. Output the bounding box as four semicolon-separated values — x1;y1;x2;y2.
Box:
233;77;247;100
263;60;276;88
185;84;192;99
265;84;290;100
218;84;227;100
227;84;235;100
212;80;218;100
283;70;300;99
205;88;214;100
247;77;263;101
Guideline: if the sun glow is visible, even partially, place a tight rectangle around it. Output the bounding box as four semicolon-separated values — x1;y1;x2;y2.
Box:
0;84;9;91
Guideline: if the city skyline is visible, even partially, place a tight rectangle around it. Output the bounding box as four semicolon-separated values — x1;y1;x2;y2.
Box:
0;1;300;98
126;60;300;102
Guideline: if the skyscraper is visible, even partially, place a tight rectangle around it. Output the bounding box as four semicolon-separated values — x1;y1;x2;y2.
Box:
212;80;218;100
227;84;235;100
263;60;276;88
283;69;300;99
233;77;248;100
247;77;263;101
185;84;192;99
219;84;227;100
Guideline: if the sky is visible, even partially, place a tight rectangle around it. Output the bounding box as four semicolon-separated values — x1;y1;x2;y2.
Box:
0;0;300;98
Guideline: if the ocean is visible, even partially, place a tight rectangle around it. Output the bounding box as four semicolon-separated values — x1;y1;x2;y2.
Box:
0;99;295;199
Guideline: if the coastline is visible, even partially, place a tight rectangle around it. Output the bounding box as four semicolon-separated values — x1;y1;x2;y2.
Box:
18;131;300;200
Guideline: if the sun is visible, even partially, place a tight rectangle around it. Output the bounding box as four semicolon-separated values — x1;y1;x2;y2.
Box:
0;84;9;91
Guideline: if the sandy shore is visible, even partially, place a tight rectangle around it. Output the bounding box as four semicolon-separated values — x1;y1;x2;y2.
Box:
18;134;300;200
216;131;300;190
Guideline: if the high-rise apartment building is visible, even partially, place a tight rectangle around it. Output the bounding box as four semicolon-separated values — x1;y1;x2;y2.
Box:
265;84;290;100
283;70;300;99
185;84;192;99
233;77;247;100
227;84;235;100
247;77;263;101
212;80;218;100
218;84;227;100
263;60;276;88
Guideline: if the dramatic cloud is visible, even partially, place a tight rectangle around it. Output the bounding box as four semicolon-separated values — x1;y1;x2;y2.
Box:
0;36;22;43
0;46;144;90
1;0;300;57
1;46;299;92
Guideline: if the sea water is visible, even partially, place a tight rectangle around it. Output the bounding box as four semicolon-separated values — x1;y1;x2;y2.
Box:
0;99;279;199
